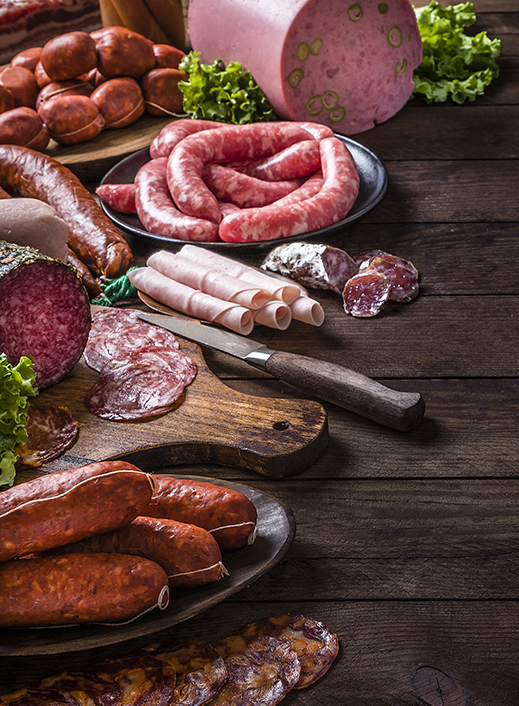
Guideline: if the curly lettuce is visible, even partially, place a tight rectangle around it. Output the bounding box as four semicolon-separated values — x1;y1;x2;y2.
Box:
412;1;501;103
178;51;278;124
0;353;37;488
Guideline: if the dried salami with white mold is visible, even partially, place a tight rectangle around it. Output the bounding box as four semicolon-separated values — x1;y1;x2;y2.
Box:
342;270;391;317
0;240;90;388
261;241;358;294
358;251;419;302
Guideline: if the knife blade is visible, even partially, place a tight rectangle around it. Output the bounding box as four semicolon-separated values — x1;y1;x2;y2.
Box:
137;311;425;432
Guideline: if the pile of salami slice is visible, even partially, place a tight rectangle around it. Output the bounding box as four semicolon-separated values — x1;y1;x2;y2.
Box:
1;613;338;706
84;307;196;420
261;242;419;317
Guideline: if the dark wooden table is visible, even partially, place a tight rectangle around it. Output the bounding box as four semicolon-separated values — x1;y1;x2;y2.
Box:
1;0;518;702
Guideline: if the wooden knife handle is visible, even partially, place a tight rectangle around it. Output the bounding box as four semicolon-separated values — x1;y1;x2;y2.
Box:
264;350;425;432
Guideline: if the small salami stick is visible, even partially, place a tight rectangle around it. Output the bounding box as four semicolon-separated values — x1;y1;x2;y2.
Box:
145;638;228;706
261;241;358;294
212;635;301;706
236;613;339;689
343;271;391;317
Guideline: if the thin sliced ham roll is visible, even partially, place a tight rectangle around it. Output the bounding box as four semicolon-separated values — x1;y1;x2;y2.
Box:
146;250;271;310
253;301;292;330
289;295;325;327
128;267;254;335
178;245;302;304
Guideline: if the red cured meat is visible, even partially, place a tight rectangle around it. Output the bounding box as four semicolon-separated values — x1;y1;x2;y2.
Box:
85;346;196;421
135;157;219;242
362;254;419;302
88;306;144;336
188;0;422;135
218;136;359;242
166;121;315;223
15;403;78;467
84;317;180;372
343;271;391;317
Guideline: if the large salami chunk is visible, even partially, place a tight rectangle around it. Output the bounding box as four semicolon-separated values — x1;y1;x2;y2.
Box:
0;240;90;388
188;0;423;135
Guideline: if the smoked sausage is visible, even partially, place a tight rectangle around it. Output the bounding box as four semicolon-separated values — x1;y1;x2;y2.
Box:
0;85;15;114
0;460;155;561
38;94;105;145
145;475;258;551
140;67;185;116
91;77;145;128
54;515;227;588
0;66;38;108
153;44;185;69
40;31;98;81
0;553;169;627
0;107;49;150
35;79;94;110
0;145;133;278
10;47;42;72
96;27;155;79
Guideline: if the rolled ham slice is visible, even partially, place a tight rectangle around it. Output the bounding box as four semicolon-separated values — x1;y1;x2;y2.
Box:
128;266;254;335
178;245;302;304
188;0;423;135
253;301;292;330
146;250;271;310
289;295;325;327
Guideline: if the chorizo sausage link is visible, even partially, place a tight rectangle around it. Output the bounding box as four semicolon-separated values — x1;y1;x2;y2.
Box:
0;145;133;278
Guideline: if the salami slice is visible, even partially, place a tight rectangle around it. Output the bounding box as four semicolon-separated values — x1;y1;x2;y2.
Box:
362;254;419;302
85;346;196;420
236;614;339;689
261;241;359;293
85;310;180;372
0;240;90;389
212;635;301;706
145;639;228;706
14;403;78;468
342;271;391;317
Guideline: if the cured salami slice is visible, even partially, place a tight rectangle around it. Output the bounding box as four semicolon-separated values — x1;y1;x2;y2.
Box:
85;346;196;420
88;306;143;336
236;614;339;689
85;309;180;372
145;639;228;706
212;635;301;706
14;403;78;468
343;271;391;317
261;241;359;293
362;254;419;302
0;240;90;389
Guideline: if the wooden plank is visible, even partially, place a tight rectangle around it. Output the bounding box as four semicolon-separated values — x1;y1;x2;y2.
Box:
362;161;519;223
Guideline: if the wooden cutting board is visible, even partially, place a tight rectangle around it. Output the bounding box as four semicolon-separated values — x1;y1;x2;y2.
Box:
26;335;328;480
46;114;174;182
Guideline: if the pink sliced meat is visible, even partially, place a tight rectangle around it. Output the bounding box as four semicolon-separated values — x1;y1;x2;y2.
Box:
88;307;144;336
343;271;391;317
96;183;137;214
218;136;359;242
243;139;321;181
166;121;315;223
84;321;180;372
203;163;301;208
15;404;78;468
356;250;419;278
150;118;226;159
135;157;219;242
188;0;422;135
85;346;196;421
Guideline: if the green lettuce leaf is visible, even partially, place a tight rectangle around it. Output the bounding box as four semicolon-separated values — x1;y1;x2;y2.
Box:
412;1;501;103
178;51;278;124
0;353;38;488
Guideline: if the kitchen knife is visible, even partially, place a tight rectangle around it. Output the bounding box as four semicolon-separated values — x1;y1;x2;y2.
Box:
137;311;425;432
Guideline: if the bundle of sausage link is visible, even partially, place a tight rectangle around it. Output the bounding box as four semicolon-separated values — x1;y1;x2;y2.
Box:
0;460;258;628
1;613;338;706
97;118;361;243
0;26;187;149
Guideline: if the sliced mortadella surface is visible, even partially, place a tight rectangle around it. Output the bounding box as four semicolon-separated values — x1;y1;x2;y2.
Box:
146;250;271;310
178;245;302;304
128;266;254;335
188;0;423;135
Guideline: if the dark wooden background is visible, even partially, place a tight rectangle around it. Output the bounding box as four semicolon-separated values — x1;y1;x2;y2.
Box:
1;0;518;703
